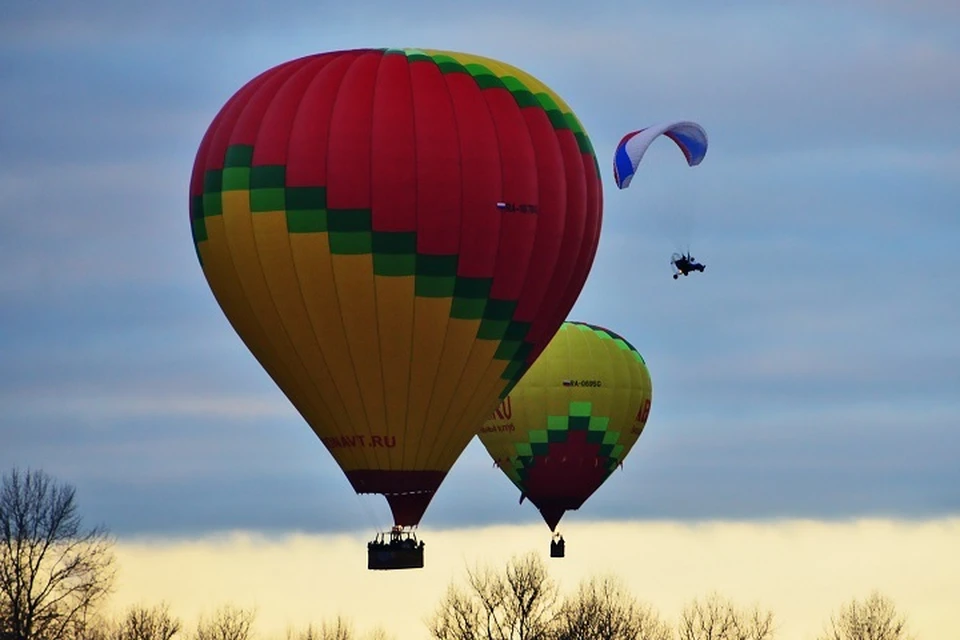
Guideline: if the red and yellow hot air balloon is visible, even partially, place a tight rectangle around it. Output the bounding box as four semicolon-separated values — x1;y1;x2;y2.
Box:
479;321;653;556
189;48;603;565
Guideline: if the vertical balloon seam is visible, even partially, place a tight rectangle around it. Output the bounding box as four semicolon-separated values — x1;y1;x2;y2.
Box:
281;54;359;464
228;57;332;448
413;53;479;473
470;55;538;397
363;50;391;474
439;57;599;468
500;63;568;330
291;51;374;474
558;135;602;333
580;324;628;475
369;50;404;471
564;324;596;475
414;50;455;471
285;50;377;475
392;50;419;474
521;119;587;354
400;50;433;472
492;54;596;384
426;54;550;472
497;323;564;490
200;61;327;458
465;56;558;421
625;336;646;451
410;50;509;471
438;54;514;471
624;330;643;468
602;323;645;470
267;56;352;458
484;56;547;396
534;128;580;343
316;54;372;463
501;61;564;369
246;56;349;461
590;324;614;476
425;53;544;471
522;121;593;369
567;178;601;324
427;50;520;473
605;325;631;474
278;56;369;464
405;52;462;472
328;50;388;473
403;50;439;474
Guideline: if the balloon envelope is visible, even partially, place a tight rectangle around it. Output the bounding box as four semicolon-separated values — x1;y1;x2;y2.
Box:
479;321;653;531
190;48;603;527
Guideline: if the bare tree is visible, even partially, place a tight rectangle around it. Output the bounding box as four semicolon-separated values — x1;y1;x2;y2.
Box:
554;575;672;640
818;591;913;640
114;604;181;640
678;593;775;640
285;618;392;640
427;552;558;640
286;620;347;640
66;612;115;640
0;468;116;640
195;606;255;640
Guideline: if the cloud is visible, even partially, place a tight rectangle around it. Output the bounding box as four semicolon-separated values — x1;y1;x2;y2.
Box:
4;389;290;421
1;0;957;538
0;162;200;296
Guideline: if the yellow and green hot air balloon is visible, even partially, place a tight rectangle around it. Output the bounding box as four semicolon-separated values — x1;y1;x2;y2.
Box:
479;321;652;555
189;48;603;568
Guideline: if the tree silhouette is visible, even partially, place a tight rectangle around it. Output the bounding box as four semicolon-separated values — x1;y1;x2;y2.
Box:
678;592;774;640
114;603;182;640
554;575;672;640
286;617;393;640
818;591;913;640
0;468;115;640
194;606;255;640
428;552;558;640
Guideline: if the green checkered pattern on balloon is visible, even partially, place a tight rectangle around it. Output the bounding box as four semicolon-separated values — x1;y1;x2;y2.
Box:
566;321;646;365
503;400;626;486
190;47;605;391
398;49;597;158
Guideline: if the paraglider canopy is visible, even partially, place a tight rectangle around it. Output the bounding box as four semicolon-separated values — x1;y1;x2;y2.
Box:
613;120;708;189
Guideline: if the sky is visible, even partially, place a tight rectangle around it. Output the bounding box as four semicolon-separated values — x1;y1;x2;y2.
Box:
1;1;959;635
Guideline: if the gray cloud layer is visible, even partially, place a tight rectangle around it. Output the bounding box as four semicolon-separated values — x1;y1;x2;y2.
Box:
2;1;958;536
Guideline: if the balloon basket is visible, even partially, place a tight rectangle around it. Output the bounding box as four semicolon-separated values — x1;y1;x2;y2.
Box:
367;528;425;570
549;534;565;558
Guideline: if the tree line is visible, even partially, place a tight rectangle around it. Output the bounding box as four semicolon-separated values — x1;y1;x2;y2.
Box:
1;468;916;640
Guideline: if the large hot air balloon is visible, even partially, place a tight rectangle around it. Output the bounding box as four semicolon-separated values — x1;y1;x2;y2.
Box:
189;48;603;569
479;321;652;557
